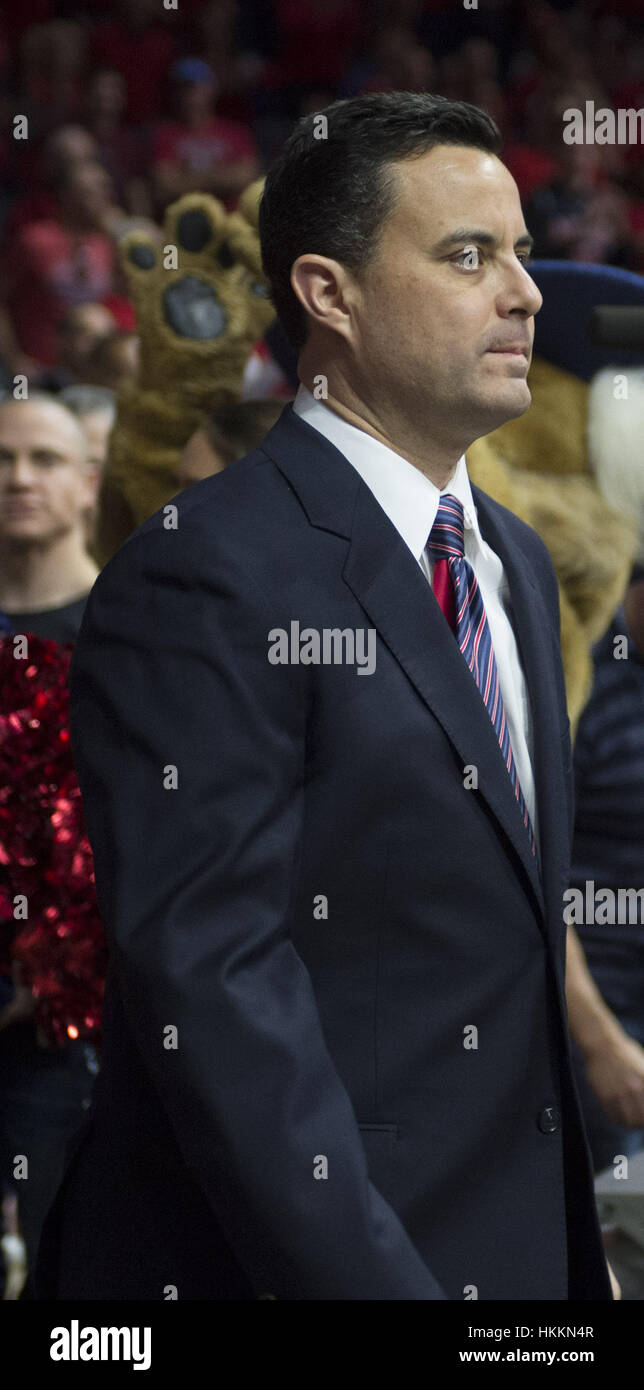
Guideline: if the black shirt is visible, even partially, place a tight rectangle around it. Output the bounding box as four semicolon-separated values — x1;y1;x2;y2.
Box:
2;594;88;643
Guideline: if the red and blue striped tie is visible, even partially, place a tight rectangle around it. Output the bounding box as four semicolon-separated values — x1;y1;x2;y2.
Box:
427;494;536;857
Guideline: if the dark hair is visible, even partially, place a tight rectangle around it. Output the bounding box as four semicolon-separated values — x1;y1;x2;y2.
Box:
259;91;502;354
205;398;286;464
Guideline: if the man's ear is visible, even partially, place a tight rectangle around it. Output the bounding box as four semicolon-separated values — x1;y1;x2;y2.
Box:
290;254;356;340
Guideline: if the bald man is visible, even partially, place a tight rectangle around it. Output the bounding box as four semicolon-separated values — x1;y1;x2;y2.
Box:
0;394;99;643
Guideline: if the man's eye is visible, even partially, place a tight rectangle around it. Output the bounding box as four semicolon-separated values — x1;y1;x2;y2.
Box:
517;253;533;266
453;246;481;270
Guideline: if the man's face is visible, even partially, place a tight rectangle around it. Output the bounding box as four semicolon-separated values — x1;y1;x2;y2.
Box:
64;162;113;227
349;145;543;451
89;70;126;121
58;304;115;375
177;80;214;125
47;126;98;169
0;401;95;546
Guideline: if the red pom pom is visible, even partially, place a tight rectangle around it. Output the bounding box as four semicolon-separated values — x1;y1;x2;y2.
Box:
0;635;106;1047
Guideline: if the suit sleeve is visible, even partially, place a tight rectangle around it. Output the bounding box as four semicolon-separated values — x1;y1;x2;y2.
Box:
68;521;446;1301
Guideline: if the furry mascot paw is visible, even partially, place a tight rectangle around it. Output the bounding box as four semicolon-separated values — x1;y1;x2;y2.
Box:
93;180;274;565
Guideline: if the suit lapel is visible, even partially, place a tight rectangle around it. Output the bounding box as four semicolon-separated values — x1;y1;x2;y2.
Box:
341;480;547;928
262;405;569;940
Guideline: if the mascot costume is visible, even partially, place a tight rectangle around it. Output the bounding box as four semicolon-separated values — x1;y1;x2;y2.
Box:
93;180;275;563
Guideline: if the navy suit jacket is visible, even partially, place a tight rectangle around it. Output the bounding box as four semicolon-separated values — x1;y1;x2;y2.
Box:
35;403;613;1300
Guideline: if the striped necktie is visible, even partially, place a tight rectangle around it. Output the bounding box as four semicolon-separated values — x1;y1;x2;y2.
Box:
427;494;536;857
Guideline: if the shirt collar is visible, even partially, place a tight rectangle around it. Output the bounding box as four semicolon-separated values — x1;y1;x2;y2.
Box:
292;382;481;561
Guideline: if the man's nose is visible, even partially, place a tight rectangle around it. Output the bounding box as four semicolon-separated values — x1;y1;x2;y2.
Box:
508;266;543;318
497;250;543;318
7;458;38;486
521;272;543;317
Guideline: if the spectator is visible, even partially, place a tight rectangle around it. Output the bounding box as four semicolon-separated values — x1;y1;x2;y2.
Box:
82;331;139;393
60;384;117;552
17;19;86;142
0;161;117;372
269;0;364;94
89;0;175;125
178;397;285;488
196;0;261;125
51;303;117;388
59;383;116;474
340;23;436;97
1;125;100;248
152;57;261;215
85;67;151;219
524;142;631;264
0;393;99;641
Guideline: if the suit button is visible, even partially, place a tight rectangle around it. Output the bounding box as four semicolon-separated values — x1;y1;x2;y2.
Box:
537;1105;560;1134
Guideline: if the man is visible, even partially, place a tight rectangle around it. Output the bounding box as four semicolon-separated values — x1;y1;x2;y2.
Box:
59;385;117;552
89;0;175;126
0;393;100;1294
81;331;139;394
0;161;117;371
178;400;286;489
35;92;616;1300
0;393;99;641
152;57;261;214
59;384;116;474
0;125;101;256
54;304;117;389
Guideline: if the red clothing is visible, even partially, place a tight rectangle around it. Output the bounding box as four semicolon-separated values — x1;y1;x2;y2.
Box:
502;144;558;200
5;221;115;366
2;191;59;244
89;22;174;123
153;118;259;210
269;0;364;88
102;294;137;333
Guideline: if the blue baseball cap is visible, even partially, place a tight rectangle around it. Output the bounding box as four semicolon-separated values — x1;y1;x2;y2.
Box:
170;57;215;85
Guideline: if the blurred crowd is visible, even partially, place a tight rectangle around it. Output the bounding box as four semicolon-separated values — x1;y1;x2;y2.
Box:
0;0;643;390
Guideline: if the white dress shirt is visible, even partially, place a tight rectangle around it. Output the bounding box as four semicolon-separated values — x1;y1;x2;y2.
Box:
292;383;538;847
